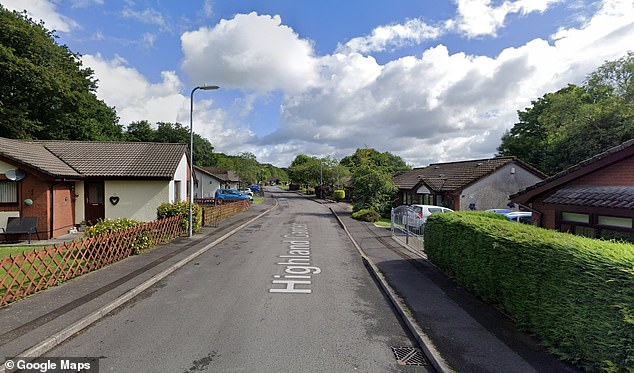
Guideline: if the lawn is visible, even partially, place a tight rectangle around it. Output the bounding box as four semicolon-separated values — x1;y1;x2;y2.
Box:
0;245;48;259
253;197;265;205
374;218;391;228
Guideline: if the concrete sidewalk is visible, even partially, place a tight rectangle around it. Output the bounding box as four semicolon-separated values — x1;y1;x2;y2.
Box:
329;201;581;373
0;200;275;365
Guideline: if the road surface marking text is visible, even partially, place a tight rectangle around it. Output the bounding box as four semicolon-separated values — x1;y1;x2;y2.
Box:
270;223;321;294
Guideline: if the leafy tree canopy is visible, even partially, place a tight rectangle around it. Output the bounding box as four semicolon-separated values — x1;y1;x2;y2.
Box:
0;6;121;140
340;148;410;173
124;121;216;167
498;52;634;175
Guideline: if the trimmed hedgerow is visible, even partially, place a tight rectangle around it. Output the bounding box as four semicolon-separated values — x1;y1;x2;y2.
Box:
351;208;381;222
83;218;150;254
157;201;202;233
333;189;346;201
424;212;634;372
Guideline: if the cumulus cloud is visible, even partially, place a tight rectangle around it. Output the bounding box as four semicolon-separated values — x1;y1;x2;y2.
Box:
260;0;634;167
338;18;442;54
1;0;78;32
181;12;319;94
81;54;254;155
82;54;186;125
335;0;564;55
450;0;565;38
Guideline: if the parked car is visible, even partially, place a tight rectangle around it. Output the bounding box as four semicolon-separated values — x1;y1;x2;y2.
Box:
488;209;533;224
240;189;254;201
485;208;514;214
215;188;251;201
504;211;532;224
249;184;261;192
407;204;453;228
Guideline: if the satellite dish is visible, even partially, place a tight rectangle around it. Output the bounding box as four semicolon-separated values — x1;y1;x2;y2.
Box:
5;169;26;181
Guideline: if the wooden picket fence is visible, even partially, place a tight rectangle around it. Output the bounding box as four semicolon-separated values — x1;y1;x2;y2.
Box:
0;216;184;307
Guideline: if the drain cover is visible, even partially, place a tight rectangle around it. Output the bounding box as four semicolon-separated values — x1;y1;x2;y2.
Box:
391;346;427;366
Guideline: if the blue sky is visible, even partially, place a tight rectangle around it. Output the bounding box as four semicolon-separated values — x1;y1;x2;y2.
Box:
2;0;632;167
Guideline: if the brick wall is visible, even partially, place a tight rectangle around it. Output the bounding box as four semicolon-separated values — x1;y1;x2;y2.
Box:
571;154;634;185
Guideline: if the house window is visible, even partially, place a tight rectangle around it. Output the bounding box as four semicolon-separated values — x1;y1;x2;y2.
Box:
597;216;632;229
0;181;18;203
561;212;590;224
174;180;181;201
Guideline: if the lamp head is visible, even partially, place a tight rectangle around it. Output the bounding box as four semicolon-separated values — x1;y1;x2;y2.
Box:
199;85;220;90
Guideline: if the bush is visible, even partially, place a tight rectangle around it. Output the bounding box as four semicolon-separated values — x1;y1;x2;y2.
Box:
157;201;202;233
84;218;150;254
352;208;381;222
424;212;634;372
333;189;345;201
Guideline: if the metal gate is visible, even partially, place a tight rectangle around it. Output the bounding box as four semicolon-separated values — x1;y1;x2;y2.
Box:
391;205;424;252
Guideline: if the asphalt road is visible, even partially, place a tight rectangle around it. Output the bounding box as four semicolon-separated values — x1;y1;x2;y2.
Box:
46;190;431;372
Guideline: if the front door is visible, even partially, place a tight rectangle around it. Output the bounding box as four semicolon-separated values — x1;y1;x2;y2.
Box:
85;180;104;225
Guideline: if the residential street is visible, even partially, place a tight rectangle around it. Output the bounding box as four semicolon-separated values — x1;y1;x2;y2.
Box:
44;190;430;372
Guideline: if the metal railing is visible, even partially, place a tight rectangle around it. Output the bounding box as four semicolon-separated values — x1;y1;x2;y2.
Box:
391;205;425;252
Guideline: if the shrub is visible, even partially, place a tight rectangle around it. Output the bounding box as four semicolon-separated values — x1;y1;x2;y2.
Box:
83;218;150;254
352;208;381;222
424;212;634;372
157;201;202;233
333;189;345;201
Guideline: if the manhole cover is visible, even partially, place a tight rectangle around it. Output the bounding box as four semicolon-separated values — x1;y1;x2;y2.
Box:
391;346;427;366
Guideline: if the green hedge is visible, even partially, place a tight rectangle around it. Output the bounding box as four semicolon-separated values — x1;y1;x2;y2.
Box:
424;212;634;372
333;189;346;201
84;218;150;254
351;208;381;222
157;201;202;233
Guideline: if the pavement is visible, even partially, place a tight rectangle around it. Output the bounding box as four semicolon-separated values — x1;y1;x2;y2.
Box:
0;193;582;373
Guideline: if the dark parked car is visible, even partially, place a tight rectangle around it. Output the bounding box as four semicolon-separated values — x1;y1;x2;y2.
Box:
215;189;251;201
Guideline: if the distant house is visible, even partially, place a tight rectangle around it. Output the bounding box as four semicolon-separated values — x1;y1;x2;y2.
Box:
511;139;634;242
193;167;242;198
393;157;546;211
0;137;189;239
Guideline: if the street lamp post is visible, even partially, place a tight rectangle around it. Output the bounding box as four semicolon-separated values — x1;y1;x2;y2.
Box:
189;85;219;237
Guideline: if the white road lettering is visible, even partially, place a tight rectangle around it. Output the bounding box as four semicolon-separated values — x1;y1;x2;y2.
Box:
269;224;321;294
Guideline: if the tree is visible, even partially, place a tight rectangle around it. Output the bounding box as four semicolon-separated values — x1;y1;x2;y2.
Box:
123;121;216;166
350;158;398;215
125;120;155;142
288;154;322;188
498;52;634;175
0;6;121;140
340;148;408;214
340;148;410;173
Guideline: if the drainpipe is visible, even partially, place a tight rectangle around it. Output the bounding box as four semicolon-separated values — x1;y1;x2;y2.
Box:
50;181;62;239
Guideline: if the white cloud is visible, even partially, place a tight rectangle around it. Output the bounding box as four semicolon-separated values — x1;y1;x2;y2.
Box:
1;0;78;32
181;12;319;94
82;54;187;125
81;53;255;155
338;18;442;54
450;0;564;37
259;0;634;167
121;7;170;31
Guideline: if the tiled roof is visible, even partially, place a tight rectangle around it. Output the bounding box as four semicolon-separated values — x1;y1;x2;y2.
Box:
38;140;187;178
543;185;634;209
200;167;241;182
0;137;187;179
0;137;80;177
511;138;634;203
394;157;541;192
